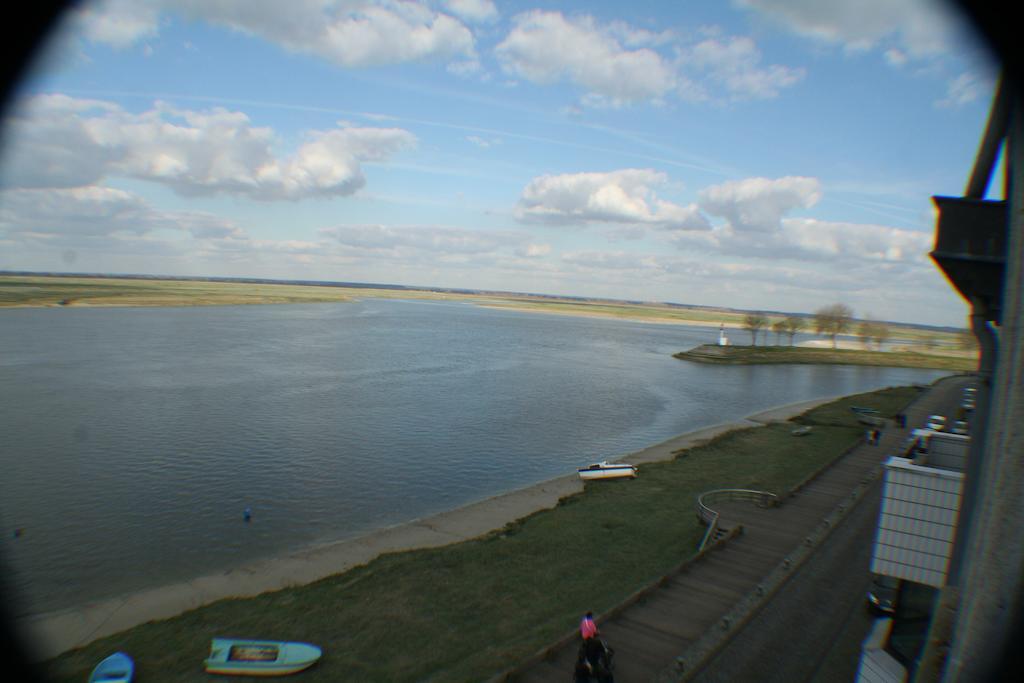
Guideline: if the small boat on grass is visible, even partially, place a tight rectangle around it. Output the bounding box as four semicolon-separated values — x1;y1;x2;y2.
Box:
791;426;812;437
577;461;637;480
205;638;322;676
88;652;134;683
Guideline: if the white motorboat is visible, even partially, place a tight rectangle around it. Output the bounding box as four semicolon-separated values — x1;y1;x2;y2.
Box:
577;461;638;480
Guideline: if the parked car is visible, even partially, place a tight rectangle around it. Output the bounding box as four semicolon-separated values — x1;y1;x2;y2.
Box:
926;415;947;431
867;574;900;615
962;387;977;411
952;420;969;435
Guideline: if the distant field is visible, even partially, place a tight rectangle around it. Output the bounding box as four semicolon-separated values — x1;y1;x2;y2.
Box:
675;344;976;371
0;275;367;307
2;276;971;358
481;298;761;327
0;275;491;308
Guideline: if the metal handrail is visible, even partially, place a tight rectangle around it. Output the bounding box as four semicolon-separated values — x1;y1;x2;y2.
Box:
696;489;778;551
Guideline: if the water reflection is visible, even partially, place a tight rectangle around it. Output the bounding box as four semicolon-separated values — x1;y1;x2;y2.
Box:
0;299;948;614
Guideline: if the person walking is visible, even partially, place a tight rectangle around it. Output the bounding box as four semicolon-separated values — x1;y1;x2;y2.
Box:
580;611;597;640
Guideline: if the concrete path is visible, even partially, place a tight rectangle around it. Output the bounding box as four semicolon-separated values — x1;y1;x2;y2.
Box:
503;375;972;682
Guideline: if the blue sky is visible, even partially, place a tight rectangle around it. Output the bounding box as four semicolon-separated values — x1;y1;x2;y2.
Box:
0;0;1001;326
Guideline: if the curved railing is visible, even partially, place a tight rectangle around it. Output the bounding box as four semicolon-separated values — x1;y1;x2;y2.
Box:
696;489;778;551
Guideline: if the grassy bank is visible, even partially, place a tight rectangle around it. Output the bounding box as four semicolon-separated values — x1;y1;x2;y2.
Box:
675;344;976;372
43;386;920;682
0;276;363;308
480;299;759;327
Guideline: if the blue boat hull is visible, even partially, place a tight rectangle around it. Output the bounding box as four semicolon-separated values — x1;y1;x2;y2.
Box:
88;652;134;683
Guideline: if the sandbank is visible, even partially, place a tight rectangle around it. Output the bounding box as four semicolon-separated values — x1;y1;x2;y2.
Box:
477;302;749;330
18;394;845;660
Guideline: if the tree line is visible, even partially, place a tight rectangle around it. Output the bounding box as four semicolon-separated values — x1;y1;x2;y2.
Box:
741;303;892;349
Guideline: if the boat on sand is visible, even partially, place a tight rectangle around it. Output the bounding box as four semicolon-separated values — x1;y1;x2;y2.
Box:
577;461;638;480
88;652;134;682
204;638;322;676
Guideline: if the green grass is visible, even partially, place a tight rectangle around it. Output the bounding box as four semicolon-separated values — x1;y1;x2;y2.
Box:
675;344;976;371
43;386;921;682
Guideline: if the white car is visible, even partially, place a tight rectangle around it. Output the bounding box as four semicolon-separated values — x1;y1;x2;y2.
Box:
952;420;969;435
926;415;947;431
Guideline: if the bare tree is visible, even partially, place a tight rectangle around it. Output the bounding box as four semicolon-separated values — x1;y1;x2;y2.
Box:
743;313;769;346
771;318;787;346
783;315;805;345
857;319;890;350
872;320;891;349
814;303;854;349
857;319;874;349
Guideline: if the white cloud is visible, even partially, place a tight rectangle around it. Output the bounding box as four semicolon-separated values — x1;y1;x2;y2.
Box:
681;36;805;101
465;135;501;148
561;250;660;272
444;0;498;24
73;0;477;68
496;11;678;107
736;0;960;58
516;169;710;230
685;175;933;269
447;58;485;78
311;2;475;67
0;186;242;239
938;72;987;108
70;0;162;48
1;95;416;199
778;218;932;263
518;243;551;258
736;0;990;105
322;224;530;259
699;176;821;233
495;11;802;106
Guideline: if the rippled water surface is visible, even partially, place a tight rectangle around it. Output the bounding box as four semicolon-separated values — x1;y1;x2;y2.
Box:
0;299;947;614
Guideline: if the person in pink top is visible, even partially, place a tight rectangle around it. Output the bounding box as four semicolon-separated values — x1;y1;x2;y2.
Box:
580;611;597;640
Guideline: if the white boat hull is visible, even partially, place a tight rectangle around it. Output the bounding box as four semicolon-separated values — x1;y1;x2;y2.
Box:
577;462;637;480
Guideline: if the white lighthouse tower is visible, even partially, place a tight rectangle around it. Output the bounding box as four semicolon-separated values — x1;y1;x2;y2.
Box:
718;323;729;346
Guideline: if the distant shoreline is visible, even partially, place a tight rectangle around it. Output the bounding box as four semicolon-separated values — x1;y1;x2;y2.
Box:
0;273;965;336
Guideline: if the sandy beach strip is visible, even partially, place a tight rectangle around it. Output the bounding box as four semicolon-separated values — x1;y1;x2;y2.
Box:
17;394;844;660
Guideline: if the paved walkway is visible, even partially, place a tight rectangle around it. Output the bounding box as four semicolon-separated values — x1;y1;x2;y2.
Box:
504;375;971;682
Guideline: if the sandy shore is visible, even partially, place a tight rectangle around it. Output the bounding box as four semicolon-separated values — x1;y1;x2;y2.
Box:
18;395;843;660
477;302;750;330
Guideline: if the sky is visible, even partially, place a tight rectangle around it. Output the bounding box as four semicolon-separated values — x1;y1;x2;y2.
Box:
0;0;1003;327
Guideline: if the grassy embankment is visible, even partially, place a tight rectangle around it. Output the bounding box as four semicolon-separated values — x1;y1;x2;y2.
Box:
0;275;363;307
0;275;477;308
481;298;760;327
45;386;921;683
676;344;976;372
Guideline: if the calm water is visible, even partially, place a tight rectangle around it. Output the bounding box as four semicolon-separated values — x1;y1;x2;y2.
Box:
0;299;947;615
